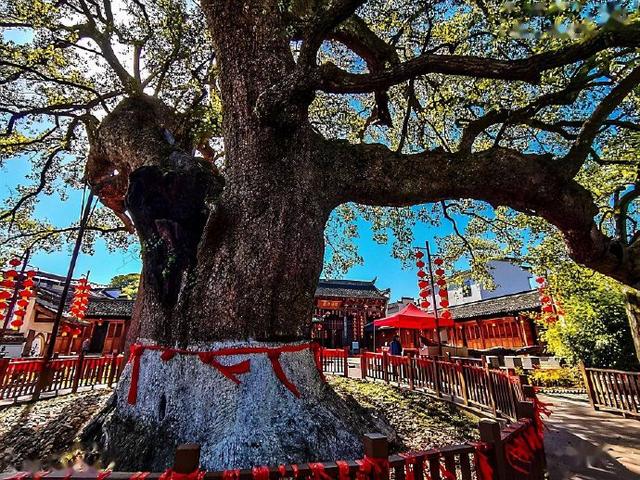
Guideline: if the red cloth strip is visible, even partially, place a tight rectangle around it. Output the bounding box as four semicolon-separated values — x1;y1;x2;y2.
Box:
3;472;30;480
400;454;416;480
471;442;493;480
128;473;150;480
97;470;112;480
308;463;332;480
268;351;300;397
357;456;389;480
438;464;456;480
159;469;206;480
252;466;271;480
127;345;145;405
33;471;50;480
336;461;350;480
223;469;241;480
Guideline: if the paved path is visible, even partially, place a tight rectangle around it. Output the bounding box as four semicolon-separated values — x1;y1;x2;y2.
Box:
540;393;640;480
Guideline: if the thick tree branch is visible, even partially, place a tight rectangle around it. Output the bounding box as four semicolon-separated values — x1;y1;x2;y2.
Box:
297;0;367;69
317;23;640;93
563;65;640;177
327;138;640;288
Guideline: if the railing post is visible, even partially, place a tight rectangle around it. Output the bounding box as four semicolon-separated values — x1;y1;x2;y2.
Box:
458;361;469;405
343;346;349;378
407;356;415;390
522;384;536;400
484;362;498;417
382;351;389;383
0;357;9;386
578;360;598;410
173;443;201;473
71;350;85;393
360;349;368;380
517;400;547;474
433;359;441;398
479;419;509;480
32;359;54;401
107;350;119;386
363;433;388;478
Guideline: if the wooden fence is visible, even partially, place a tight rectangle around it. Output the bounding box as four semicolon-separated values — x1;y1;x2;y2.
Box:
579;362;640;418
359;352;525;421
0;351;124;403
0;348;547;479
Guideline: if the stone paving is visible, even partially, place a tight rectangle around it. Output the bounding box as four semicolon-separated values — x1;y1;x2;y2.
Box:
540;393;640;480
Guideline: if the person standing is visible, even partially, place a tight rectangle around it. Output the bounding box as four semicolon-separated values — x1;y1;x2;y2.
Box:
389;335;402;356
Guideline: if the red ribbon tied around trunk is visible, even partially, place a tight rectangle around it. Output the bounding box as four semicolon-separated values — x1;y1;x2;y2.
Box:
472;442;494;480
198;352;251;385
252;466;271;480
268;351;300;397
127;344;146;404
223;470;241;480
308;463;332;480
336;461;350;480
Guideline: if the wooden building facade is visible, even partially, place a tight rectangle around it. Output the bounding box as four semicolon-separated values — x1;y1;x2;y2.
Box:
311;279;388;349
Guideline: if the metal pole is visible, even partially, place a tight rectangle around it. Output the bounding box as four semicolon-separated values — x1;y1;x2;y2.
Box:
425;241;442;356
43;191;95;362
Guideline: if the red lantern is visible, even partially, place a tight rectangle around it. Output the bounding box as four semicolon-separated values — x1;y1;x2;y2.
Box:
8;259;21;267
418;280;429;289
441;311;452;320
415;251;424;259
10;319;23;328
16;299;28;308
13;309;26;317
0;291;11;300
5;269;18;278
438;289;448;297
0;302;6;310
416;260;425;268
440;300;449;308
417;270;427;278
434;258;444;266
435;268;444;276
542;305;554;313
419;290;429;298
26;270;36;277
536;277;545;284
436;278;447;286
421;301;430;308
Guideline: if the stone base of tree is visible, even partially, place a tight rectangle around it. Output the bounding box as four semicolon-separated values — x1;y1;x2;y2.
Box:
101;342;368;470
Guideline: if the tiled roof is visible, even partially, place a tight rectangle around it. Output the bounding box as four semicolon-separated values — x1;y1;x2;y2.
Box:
35;281;133;319
315;279;387;300
449;290;541;320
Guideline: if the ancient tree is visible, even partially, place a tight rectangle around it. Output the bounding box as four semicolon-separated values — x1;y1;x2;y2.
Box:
2;0;640;469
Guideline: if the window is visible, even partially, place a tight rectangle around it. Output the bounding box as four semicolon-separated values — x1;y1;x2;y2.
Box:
462;280;472;297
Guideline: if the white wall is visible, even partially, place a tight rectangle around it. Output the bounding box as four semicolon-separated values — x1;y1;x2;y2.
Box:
447;260;534;306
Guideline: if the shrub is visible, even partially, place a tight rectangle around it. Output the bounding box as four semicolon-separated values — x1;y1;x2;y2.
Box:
529;367;583;388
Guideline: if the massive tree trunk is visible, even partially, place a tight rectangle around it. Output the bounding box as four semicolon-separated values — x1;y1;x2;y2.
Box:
79;0;640;470
624;289;640;364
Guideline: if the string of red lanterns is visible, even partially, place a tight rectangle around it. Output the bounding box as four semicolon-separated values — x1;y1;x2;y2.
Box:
0;258;36;330
414;250;431;310
69;277;91;320
535;276;564;324
433;258;452;321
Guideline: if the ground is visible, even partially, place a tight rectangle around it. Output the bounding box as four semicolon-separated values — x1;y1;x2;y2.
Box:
0;389;113;472
0;378;479;472
541;392;640;480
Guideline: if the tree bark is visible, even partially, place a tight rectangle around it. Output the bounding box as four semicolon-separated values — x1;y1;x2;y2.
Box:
624;289;640;364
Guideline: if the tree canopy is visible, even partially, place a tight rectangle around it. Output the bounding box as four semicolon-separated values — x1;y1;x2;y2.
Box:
2;0;640;288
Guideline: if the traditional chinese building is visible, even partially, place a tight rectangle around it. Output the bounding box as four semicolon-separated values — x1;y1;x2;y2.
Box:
3;271;133;357
448;290;541;352
311;279;388;349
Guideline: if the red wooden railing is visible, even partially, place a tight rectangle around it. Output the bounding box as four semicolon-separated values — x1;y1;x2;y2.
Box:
319;347;349;377
0;352;124;402
358;352;525;421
